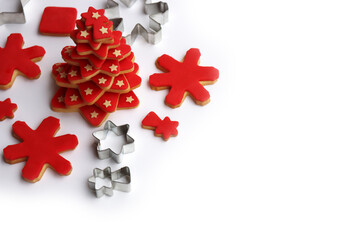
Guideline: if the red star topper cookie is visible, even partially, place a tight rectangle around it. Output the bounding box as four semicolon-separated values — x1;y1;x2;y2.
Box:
3;116;78;183
149;48;219;108
80;7;113;42
142;111;179;141
81;7;108;28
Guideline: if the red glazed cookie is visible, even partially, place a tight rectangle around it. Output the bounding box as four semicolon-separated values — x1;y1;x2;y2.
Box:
92;73;114;89
117;91;139;109
51;87;73;112
149;48;219;108
52;63;71;87
64;88;85;109
3;116;78;183
142;111;179;141
78;81;104;104
39;7;78;36
79;105;109;127
108;74;130;93
95;92;119;113
70;20;114;50
0;98;17;120
80;7;113;42
0;34;46;89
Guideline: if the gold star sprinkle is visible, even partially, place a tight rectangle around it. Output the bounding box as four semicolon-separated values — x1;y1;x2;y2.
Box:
57;96;64;103
84;88;93;95
126;96;134;103
68;70;77;77
116;80;124;88
70;94;78;102
113;49;121;57
84;64;93;72
90;111;99;118
109;64;118;72
98;77;107;84
99;26;108;34
92;12;101;19
103;100;112;108
59;72;67;78
80;30;89;38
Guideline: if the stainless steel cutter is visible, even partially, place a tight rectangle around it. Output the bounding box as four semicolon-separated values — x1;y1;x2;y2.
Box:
88;166;131;197
105;0;169;45
92;120;135;163
0;0;29;26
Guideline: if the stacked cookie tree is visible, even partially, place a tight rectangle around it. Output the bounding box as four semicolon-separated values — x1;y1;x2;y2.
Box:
51;7;141;126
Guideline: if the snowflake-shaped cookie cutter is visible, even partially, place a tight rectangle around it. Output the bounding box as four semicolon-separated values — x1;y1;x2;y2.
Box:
105;0;169;45
0;0;29;26
88;166;131;197
92;120;135;163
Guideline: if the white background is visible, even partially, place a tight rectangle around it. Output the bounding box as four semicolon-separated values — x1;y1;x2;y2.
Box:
0;0;359;239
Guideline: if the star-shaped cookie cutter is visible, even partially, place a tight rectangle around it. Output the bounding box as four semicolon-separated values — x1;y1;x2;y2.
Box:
105;0;169;45
92;120;135;163
88;166;131;197
0;0;29;26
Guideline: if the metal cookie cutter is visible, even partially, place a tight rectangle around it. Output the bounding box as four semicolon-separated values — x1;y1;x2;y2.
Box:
92;120;135;163
0;0;29;26
105;0;169;45
88;166;131;197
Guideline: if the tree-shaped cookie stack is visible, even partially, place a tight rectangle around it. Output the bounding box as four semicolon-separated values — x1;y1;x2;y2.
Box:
51;7;141;127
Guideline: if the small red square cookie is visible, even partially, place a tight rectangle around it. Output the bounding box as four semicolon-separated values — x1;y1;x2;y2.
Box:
39;7;77;36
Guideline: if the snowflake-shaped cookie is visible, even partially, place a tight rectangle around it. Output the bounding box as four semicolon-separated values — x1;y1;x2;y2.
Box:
149;48;219;108
0;33;45;89
3;116;78;183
